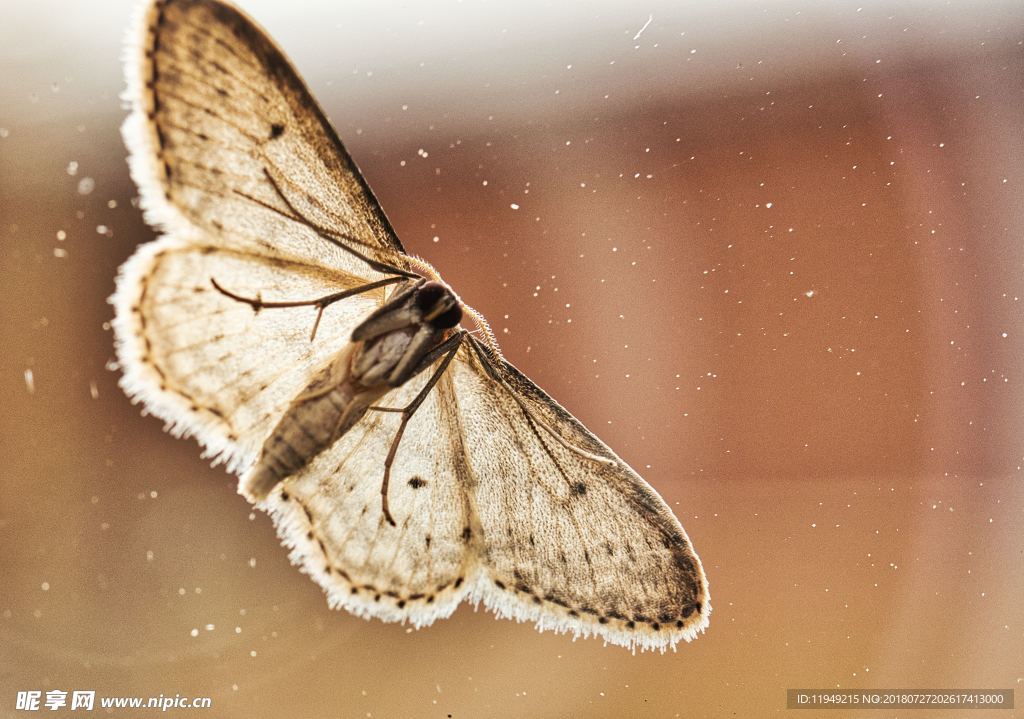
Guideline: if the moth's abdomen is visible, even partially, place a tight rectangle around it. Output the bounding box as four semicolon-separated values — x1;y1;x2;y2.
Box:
246;388;358;499
242;351;379;501
241;321;434;502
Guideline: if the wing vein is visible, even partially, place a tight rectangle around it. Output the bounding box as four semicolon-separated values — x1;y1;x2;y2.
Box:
154;87;263;143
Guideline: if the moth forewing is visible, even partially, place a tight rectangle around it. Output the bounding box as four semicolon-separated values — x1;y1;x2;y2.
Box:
452;341;711;651
114;0;709;652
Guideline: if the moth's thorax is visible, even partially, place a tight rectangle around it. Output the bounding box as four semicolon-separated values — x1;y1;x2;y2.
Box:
351;326;423;386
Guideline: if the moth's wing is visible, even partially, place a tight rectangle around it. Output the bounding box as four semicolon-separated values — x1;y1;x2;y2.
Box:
450;338;710;652
123;0;409;272
115;0;413;469
112;242;393;471
258;367;476;625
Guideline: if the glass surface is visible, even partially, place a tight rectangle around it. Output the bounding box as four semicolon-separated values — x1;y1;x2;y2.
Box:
2;1;1022;716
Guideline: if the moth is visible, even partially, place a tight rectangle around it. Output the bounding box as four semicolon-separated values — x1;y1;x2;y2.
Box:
112;0;710;651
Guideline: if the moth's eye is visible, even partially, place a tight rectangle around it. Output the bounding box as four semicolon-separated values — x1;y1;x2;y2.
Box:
415;282;461;328
430;303;463;329
415;282;448;311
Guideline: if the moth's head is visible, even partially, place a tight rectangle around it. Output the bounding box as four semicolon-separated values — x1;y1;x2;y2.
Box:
415;281;462;329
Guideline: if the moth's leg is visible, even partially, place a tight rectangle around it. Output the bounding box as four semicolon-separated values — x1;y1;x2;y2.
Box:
369;331;465;526
211;275;405;340
239;168;420;280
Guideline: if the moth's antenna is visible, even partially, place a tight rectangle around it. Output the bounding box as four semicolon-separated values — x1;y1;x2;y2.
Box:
461;303;503;360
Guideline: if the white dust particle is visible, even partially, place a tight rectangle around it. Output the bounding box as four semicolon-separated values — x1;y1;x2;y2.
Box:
56;230;66;241
190;628;199;637
510;203;520;210
0;128;9;138
633;14;653;41
66;161;79;176
77;177;95;195
53;248;68;259
1001;332;1008;338
805;290;815;298
41;582;50;591
24;369;35;394
89;380;99;399
765;202;773;208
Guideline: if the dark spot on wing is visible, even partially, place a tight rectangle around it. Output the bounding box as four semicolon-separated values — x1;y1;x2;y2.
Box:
673;553;695;574
269;123;284;139
408;476;427;489
573;482;586;495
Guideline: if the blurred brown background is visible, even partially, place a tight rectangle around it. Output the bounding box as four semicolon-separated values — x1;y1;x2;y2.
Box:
2;1;1022;717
